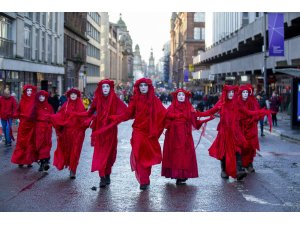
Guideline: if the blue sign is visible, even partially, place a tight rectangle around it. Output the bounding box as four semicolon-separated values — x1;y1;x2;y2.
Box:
297;83;300;121
268;13;284;56
184;69;189;82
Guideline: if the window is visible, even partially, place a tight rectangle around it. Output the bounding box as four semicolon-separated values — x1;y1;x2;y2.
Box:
87;22;100;41
87;63;100;77
87;43;100;59
48;34;52;63
24;12;33;20
55;13;58;32
48;12;53;30
88;12;101;25
194;12;205;22
194;27;205;40
42;13;46;26
35;13;40;23
24;25;32;60
54;37;57;63
242;12;249;27
35;29;39;61
41;32;46;61
0;16;13;57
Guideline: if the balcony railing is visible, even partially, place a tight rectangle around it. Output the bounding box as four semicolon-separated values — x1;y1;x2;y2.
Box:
0;38;13;58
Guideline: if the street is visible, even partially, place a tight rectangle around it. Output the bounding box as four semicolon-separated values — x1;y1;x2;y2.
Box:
0;118;300;212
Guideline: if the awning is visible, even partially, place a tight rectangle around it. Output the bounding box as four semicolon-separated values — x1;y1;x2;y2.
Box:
273;68;300;78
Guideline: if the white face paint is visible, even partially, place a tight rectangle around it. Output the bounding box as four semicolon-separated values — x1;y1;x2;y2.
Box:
26;88;33;97
139;83;149;94
242;90;249;101
177;92;185;102
39;95;45;102
102;83;110;96
70;93;78;100
227;90;234;100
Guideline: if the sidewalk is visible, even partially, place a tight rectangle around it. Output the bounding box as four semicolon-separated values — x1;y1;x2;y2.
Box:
263;112;300;143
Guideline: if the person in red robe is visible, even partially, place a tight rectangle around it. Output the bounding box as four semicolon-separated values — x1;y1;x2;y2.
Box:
0;88;18;146
11;85;37;168
237;84;269;173
110;78;167;190
52;88;88;179
79;79;127;188
161;89;213;184
30;90;54;172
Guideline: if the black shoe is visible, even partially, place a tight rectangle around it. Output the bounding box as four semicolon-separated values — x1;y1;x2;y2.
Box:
105;175;111;185
261;133;265;137
27;164;33;168
70;170;76;179
140;184;149;190
221;171;229;179
100;177;106;188
236;169;247;181
176;179;187;185
43;158;50;171
18;164;24;168
236;153;247;181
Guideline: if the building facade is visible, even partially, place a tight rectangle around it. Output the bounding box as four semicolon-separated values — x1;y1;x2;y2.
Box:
133;44;144;81
64;12;88;93
0;12;64;98
170;12;206;89
85;12;101;94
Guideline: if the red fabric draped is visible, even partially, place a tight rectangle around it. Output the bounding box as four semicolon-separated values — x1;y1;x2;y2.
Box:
118;78;166;175
32;90;53;160
162;89;199;179
52;88;87;173
11;85;37;165
196;85;240;178
87;79;127;176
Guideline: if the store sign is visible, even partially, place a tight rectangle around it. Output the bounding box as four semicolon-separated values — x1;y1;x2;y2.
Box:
268;13;284;56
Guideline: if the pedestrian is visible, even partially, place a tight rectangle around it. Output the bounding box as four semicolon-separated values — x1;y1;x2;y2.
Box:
0;88;18;147
269;91;280;126
256;93;266;136
48;91;60;113
52;88;88;179
59;93;67;109
109;78;167;190
30;90;54;172
237;84;271;173
197;85;248;180
11;85;37;168
77;79;127;187
161;89;213;184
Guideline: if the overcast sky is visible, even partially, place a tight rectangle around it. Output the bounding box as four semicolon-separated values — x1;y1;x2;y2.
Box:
109;12;171;64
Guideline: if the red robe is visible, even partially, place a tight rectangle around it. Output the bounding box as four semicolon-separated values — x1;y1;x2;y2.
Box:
52;97;87;173
32;92;54;160
88;82;127;177
116;78;166;184
162;96;199;179
11;86;37;165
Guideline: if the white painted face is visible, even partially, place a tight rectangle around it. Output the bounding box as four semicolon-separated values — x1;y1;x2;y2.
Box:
139;83;148;94
39;95;45;102
70;93;78;100
102;83;110;96
242;90;249;100
227;90;234;100
26;88;33;97
177;92;186;102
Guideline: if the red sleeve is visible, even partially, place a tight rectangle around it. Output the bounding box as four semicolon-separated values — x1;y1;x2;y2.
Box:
117;99;135;122
196;100;221;117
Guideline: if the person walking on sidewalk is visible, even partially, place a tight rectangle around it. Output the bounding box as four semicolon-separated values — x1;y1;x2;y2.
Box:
76;79;127;187
270;91;280;126
256;93;267;136
52;88;88;179
11;85;37;168
0;88;18;147
161;89;213;185
30;90;53;172
109;78;167;190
